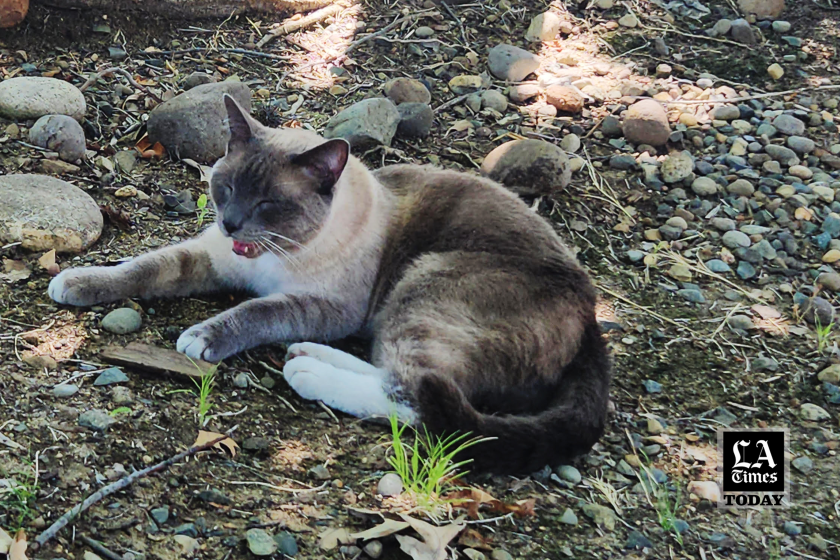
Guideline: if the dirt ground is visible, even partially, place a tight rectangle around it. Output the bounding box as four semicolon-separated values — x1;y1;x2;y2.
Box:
1;0;840;559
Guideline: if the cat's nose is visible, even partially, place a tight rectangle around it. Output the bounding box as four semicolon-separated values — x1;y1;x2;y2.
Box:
222;218;241;235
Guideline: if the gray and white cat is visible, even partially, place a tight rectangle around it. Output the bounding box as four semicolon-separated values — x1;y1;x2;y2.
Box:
49;95;611;473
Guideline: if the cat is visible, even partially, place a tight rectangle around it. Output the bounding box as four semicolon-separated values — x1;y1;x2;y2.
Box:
49;95;611;473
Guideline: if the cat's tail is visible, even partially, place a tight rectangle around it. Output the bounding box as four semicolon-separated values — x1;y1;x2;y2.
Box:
415;321;611;474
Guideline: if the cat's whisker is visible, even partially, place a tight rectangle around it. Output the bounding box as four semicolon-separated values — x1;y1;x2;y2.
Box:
259;237;304;273
263;231;307;251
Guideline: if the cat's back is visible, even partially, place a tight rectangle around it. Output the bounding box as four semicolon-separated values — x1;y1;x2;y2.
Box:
373;164;570;260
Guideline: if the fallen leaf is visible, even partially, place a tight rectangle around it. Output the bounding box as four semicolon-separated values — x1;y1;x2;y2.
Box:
38;250;56;274
751;304;781;320
192;431;239;458
9;530;26;560
350;519;410;541
396;514;465;560
182;158;213;184
319;528;354;550
0;260;31;283
457;528;492;550
100;205;134;231
266;510;315;533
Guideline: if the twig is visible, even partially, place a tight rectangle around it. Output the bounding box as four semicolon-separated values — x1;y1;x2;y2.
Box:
34;428;238;548
434;93;471;113
78;67;162;103
441;1;469;47
629;84;840;106
137;47;290;61
257;3;359;48
80;536;123;560
598;285;698;335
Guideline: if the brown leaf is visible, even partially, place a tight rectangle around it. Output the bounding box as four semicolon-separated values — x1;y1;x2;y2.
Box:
266;510;315;533
192;431;239;458
38;249;56;271
9;530;26;560
319;528;354;550
100;205;134;231
350;519;410;541
396;514;465;560
0;259;31;283
457;528;492;550
751;305;781;320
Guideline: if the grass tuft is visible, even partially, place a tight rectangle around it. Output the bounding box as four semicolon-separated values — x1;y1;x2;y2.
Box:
187;358;218;426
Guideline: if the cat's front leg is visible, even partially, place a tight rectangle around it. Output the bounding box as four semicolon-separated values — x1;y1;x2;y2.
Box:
177;293;361;362
49;226;235;307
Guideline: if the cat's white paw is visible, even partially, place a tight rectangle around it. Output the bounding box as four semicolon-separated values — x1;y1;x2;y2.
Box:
177;321;232;363
286;342;384;376
49;267;113;307
283;356;333;402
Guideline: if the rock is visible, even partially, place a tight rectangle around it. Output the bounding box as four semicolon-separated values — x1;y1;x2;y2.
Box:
581;504;616;531
147;82;252;163
787;136;815;154
609;155;637;170
727;179;755;197
29;115;86;162
111;386;133;405
487;44;540;82
711;105;740;121
559;508;578;525
618;13;638;27
150;506;170;524
93;367;129;386
688;480;721;502
23;354;57;370
643;379;662;393
765;144;800;166
800;403;830;421
114;150;137;173
243;437;270;451
0;174;103;253
753;356;779;371
415;26;434;38
560;133;581;153
101;308;142;334
789;164;812;179
0;0;27;27
691;176;718;196
738;0;785;19
481;139;570;196
545;85;583;113
722;230;751;249
309;464;331;480
783;521;801;536
448;75;483;95
246;529;278;556
601;115;622;137
275;532;298;557
818;364;840;383
623;100;671;147
792;456;813;473
772;114;805;136
233;372;250;388
481;90;508;112
767;63;784;80
661;151;694;183
183;71;217;90
364;541;384;559
508;84;540;103
736;261;756;280
706;259;731;272
324;98;400;148
53;384;79;398
463;550;486;560
396;102;433;138
801;296;834;325
554;465;582;484
79;409;117;431
0;77;86;121
730;19;756;44
376;473;403;496
526;11;562;42
41;160;80;175
625;531;652;550
174;535;200;555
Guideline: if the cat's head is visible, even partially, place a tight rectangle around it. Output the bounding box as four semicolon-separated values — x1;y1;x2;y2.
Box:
209;94;350;259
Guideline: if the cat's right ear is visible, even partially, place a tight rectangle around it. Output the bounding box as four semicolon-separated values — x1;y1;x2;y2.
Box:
223;94;253;151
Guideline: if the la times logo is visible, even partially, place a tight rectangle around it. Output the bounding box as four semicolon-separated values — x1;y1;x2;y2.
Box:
718;429;789;508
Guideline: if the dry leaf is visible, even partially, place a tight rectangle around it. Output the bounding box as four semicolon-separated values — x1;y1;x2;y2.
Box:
0;527;12;554
182;158;213;184
38;249;56;271
396;514;465;560
349;519;410;541
457;528;492;550
266;510;315;533
192;431;239;458
0;260;31;283
319;528;354;550
9;530;26;560
100;205;134;231
751;304;781;320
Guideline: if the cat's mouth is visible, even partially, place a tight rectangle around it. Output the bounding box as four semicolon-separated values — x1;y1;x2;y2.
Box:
232;240;263;259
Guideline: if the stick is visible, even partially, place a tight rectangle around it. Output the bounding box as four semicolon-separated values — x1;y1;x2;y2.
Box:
628;84;840;106
257;3;358;48
137;47;290;61
80;536;123;560
78;67;163;103
34;428;237;548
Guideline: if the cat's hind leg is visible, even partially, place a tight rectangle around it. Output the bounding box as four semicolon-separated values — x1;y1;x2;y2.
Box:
283;356;415;422
285;342;384;377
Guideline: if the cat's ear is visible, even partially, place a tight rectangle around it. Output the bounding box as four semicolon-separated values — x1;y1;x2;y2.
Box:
223;94;253;150
291;139;350;196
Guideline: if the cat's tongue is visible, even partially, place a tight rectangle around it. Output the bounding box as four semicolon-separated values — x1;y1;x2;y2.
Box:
232;241;260;258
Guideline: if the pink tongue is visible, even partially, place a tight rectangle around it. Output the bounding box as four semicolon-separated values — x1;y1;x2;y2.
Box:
232;241;258;258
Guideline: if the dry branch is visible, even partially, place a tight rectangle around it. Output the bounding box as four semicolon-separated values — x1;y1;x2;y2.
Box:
256;2;358;48
34;429;237;549
34;0;336;18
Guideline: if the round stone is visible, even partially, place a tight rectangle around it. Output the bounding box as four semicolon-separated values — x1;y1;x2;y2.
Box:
396;102;433;138
480;139;571;196
0;174;103;253
480;90;509;113
723;230;751;248
554;465;582;484
661;151;694;183
772;114;805;136
0;77;86;121
488;44;541;82
29;115;86;162
101;308;143;335
53;384;79;398
376;473;403;497
545;85;583;113
691;176;718;196
623;99;671;147
383;77;431;105
246;529;278;556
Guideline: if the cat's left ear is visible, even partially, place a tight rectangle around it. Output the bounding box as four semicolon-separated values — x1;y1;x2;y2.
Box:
292;139;350;196
223;94;254;151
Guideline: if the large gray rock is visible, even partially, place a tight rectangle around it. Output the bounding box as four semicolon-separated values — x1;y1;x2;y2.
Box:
383;78;431;105
622;99;671;147
147;82;252;163
0;77;86;122
525;11;562;42
0;174;103;253
324;98;400;148
480;139;571;196
29;115;86;162
488;44;541;82
738;0;784;19
396;102;433;138
772;113;805;135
